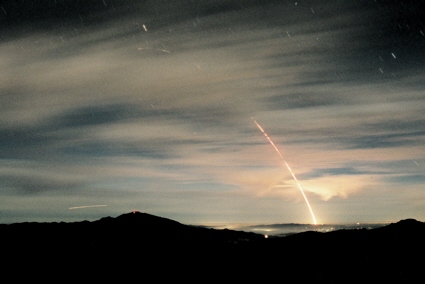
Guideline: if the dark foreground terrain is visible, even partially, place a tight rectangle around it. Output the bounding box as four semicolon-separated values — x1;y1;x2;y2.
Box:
2;212;424;283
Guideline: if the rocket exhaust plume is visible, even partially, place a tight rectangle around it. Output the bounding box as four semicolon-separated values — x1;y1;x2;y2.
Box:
252;117;317;224
69;205;108;210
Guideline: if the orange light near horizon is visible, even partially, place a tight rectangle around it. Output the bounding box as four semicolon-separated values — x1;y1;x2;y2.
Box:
252;118;318;225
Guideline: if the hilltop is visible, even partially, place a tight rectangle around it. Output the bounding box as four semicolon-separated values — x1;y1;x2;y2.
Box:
1;212;424;282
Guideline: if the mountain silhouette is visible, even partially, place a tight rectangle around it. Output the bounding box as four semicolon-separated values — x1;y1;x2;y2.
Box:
2;212;424;283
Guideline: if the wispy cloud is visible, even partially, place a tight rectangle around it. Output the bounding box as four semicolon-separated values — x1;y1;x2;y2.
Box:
1;0;424;224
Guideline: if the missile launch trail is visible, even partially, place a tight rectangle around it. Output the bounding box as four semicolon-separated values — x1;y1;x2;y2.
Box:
69;205;108;210
252;118;317;225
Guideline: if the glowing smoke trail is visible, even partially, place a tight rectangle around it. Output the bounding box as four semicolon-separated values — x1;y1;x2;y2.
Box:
69;205;108;210
252;117;317;224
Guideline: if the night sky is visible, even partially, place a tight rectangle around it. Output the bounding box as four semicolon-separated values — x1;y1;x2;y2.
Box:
1;0;424;225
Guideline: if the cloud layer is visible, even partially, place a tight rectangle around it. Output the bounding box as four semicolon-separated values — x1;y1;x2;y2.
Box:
1;0;424;224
